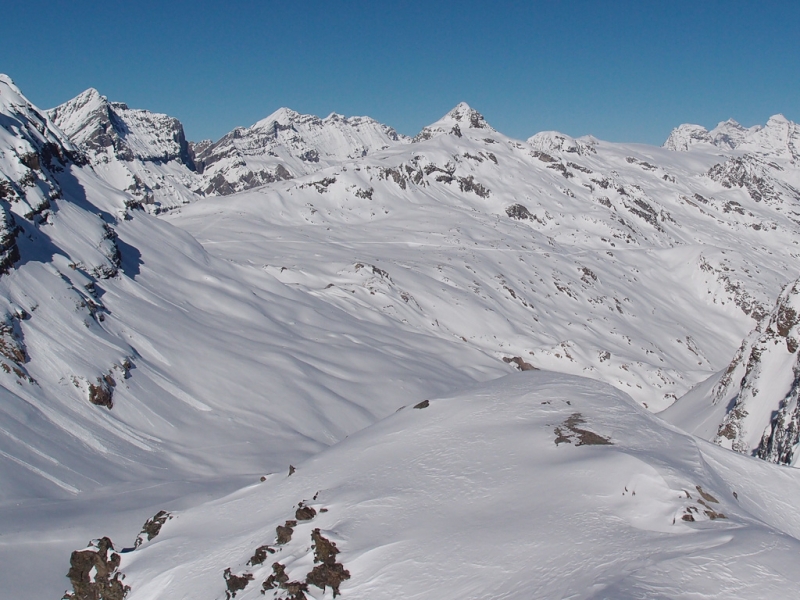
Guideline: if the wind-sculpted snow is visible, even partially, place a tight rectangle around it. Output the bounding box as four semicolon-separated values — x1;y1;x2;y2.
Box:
116;372;800;599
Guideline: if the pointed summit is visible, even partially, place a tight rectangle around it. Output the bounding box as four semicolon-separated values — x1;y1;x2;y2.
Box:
444;102;491;130
413;102;494;142
252;107;304;130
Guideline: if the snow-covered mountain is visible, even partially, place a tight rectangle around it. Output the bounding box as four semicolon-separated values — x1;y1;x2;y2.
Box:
3;72;800;598
172;103;800;414
49;90;411;209
664;114;800;161
191;107;409;195
48;88;202;212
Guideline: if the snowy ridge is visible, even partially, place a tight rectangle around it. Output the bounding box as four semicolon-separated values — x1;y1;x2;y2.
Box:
119;373;800;599
192;106;409;195
664;114;799;161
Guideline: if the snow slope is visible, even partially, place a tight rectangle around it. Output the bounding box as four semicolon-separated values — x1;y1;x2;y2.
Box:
171;103;800;413
117;371;800;600
0;79;504;598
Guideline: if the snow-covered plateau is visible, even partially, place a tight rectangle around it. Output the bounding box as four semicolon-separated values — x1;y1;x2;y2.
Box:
2;74;800;598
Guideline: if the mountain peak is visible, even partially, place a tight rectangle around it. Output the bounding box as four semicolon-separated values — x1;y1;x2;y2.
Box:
0;73;18;90
444;102;490;129
767;113;790;125
256;106;303;127
663;123;712;151
413;102;493;142
665;114;797;154
0;74;32;109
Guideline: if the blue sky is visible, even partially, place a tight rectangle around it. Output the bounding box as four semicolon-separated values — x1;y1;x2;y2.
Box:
4;1;798;144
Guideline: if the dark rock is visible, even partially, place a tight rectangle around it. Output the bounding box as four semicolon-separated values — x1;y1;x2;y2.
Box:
263;563;308;600
554;413;612;446
306;529;350;597
276;520;297;545
223;568;253;599
505;204;533;220
503;356;536;371
88;380;114;408
62;537;129;600
134;510;171;548
295;505;317;521
247;545;275;566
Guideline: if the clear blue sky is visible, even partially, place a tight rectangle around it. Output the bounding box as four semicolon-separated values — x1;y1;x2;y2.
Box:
3;1;798;145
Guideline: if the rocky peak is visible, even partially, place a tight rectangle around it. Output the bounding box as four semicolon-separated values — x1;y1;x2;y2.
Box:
445;102;490;129
48;89;194;167
665;114;798;159
708;119;752;150
745;114;799;159
413;102;494;142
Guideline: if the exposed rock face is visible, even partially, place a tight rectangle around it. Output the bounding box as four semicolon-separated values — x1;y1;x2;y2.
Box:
707;155;781;204
0;75;81;267
62;537;129;600
134;510;172;548
48;88;201;211
710;277;800;463
305;528;350;597
49;89;195;166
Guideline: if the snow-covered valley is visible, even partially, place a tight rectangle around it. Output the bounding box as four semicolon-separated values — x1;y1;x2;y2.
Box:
2;74;800;598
